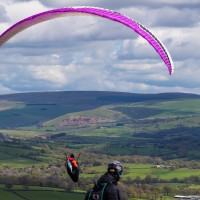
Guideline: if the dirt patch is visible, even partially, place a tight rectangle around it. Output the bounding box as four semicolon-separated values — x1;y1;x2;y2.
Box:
61;116;114;126
0;106;11;111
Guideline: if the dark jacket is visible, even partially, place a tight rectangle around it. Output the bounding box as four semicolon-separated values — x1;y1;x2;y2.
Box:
85;172;120;200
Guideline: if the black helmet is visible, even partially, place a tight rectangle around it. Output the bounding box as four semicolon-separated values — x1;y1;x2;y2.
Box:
70;154;75;158
107;161;123;176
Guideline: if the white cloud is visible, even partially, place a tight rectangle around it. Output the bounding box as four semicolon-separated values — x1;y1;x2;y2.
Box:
32;0;200;10
152;7;200;27
29;65;69;86
0;0;200;95
0;5;9;23
4;1;45;21
145;26;200;62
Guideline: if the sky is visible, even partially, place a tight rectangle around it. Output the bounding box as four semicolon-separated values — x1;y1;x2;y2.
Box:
0;0;200;95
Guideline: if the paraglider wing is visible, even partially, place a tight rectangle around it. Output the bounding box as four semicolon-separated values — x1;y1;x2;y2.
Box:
0;7;174;74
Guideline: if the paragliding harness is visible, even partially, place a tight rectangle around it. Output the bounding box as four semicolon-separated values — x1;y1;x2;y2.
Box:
87;180;108;200
65;153;80;182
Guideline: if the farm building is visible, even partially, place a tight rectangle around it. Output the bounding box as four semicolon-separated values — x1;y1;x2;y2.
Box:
154;165;171;168
174;195;200;200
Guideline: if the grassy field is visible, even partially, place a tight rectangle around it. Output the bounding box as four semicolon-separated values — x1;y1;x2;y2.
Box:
82;163;200;180
0;129;43;138
0;185;85;200
123;164;200;180
0;100;24;111
0;183;178;200
0;185;175;200
0;92;200;199
14;190;84;200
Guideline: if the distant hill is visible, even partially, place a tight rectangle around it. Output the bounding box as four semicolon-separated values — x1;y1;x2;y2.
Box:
0;91;199;129
0;91;200;160
0;91;199;104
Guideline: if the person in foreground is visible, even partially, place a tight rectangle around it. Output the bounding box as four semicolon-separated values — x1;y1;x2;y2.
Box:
84;161;123;200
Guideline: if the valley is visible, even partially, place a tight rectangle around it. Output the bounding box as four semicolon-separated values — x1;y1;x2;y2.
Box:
0;91;200;199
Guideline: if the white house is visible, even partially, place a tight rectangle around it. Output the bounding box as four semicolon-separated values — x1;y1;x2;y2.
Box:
174;195;200;200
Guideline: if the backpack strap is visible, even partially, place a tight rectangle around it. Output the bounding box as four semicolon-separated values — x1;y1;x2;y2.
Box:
100;183;107;200
87;189;93;200
87;180;108;200
94;180;99;189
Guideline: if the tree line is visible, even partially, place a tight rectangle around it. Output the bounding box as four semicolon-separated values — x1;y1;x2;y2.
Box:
1;159;200;199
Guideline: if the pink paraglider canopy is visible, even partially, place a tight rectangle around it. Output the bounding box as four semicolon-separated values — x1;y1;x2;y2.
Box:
0;7;174;74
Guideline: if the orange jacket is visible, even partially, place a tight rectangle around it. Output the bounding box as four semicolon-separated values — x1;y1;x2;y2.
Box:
68;157;78;168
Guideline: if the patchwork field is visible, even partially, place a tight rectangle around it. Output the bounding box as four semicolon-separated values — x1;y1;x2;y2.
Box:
0;185;84;200
0;92;200;199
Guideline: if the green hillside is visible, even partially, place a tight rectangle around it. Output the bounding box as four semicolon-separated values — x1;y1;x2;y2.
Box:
1;91;200;199
0;91;199;129
42;98;200;131
0;91;200;160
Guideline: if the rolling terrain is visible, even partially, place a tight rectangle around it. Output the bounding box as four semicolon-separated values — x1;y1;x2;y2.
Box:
1;91;200;199
0;91;200;160
0;91;199;128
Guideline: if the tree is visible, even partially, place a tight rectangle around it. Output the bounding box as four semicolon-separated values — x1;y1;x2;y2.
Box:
118;182;128;200
162;185;174;196
5;182;13;190
19;175;30;190
145;173;153;184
